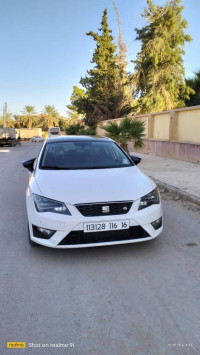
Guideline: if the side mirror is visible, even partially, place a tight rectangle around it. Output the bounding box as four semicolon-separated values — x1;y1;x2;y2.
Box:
129;155;141;165
22;158;36;172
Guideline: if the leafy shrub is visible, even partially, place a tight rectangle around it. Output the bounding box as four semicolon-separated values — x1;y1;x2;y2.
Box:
65;123;96;136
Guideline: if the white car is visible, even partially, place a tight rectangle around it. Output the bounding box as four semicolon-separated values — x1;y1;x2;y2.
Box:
22;136;163;248
31;136;44;143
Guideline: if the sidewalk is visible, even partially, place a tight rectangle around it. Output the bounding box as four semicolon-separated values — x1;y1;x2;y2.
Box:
134;152;200;205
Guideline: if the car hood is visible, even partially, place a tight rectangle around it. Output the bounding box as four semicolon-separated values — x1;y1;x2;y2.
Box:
34;166;155;205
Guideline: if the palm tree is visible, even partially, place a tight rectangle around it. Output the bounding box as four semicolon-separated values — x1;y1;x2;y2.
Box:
101;116;145;153
0;112;15;127
21;106;37;128
42;105;59;129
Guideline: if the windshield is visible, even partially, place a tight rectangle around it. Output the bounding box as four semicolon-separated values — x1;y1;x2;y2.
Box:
39;141;133;170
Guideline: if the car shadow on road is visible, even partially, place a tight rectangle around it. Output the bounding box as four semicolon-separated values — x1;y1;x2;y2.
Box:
26;235;164;267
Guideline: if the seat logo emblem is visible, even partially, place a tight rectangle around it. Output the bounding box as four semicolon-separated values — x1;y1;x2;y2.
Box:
102;206;110;213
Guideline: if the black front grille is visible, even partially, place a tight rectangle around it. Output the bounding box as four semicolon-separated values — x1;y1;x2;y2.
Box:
58;226;149;245
75;201;133;217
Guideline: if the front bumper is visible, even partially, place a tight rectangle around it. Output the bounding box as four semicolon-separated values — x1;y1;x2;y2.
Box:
27;191;163;248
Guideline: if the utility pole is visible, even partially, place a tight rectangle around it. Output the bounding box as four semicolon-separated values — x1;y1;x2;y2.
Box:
3;102;7;127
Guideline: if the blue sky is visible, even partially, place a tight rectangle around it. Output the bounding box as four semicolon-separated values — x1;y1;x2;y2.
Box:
0;0;199;117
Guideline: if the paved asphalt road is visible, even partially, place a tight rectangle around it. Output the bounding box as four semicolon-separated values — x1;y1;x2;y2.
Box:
0;143;199;355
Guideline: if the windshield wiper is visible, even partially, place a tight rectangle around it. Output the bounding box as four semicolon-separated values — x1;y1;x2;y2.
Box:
41;166;71;170
41;165;131;170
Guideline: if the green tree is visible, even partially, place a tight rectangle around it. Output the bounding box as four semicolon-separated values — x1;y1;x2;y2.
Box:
67;86;86;115
80;9;120;125
112;2;136;117
133;0;194;113
65;122;96;136
185;70;200;106
100;117;145;153
66;86;92;123
65;122;84;135
0;113;15;127
58;117;69;131
13;115;23;128
81;9;118;103
67;8;136;126
42;105;59;129
21;106;37;128
67;87;111;128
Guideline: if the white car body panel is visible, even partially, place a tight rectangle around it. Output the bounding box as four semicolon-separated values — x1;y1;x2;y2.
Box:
34;166;154;204
27;188;162;248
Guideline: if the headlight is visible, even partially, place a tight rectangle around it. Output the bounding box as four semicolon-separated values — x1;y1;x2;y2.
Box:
138;188;160;210
33;194;71;215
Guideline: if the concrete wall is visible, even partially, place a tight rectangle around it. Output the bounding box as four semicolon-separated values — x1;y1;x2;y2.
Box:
152;113;170;140
97;105;200;163
18;128;42;139
176;108;200;142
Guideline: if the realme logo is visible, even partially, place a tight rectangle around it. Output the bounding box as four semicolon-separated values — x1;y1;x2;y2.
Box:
7;342;26;348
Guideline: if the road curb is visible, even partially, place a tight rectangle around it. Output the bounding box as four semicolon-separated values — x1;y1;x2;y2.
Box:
149;176;200;207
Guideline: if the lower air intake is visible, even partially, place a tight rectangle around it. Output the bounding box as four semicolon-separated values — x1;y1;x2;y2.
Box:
59;226;149;245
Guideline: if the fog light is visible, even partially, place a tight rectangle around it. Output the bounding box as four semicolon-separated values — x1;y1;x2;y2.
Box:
151;217;162;230
37;227;54;236
32;225;55;239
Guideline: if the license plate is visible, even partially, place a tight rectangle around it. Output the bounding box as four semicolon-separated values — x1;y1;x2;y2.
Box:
83;220;129;233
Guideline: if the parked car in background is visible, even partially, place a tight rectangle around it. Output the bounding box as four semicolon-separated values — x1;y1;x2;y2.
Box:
48;127;61;137
31;136;44;143
22;135;163;248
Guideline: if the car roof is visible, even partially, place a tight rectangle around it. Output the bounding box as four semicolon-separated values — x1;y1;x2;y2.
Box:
46;135;113;144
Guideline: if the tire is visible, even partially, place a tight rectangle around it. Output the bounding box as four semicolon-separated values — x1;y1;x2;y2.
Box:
28;225;38;247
